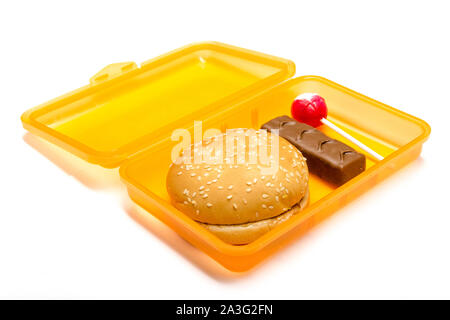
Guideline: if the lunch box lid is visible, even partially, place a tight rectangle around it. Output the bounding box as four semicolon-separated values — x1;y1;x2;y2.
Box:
21;42;295;168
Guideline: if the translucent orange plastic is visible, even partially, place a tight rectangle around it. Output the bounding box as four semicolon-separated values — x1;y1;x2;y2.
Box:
21;42;294;167
21;42;430;272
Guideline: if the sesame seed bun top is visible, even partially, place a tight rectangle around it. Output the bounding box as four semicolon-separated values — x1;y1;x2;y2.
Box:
166;130;309;225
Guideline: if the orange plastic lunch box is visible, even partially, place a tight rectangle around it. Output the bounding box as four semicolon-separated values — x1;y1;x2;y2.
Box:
21;42;430;272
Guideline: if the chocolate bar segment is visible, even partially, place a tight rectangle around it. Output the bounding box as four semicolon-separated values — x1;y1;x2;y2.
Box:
262;115;365;186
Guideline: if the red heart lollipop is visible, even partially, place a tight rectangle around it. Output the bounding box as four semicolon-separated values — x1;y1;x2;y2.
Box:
291;93;328;127
291;93;384;161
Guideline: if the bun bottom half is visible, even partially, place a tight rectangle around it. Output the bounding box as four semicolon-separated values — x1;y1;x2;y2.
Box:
200;189;309;245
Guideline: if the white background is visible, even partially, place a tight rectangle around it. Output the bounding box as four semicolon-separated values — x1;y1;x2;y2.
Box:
1;0;449;299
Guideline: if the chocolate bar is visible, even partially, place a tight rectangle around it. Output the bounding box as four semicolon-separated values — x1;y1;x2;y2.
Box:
262;115;365;185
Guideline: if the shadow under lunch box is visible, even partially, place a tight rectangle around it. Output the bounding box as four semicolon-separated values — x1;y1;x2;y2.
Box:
21;42;430;272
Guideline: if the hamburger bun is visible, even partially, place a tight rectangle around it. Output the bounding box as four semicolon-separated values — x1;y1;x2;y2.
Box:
200;189;309;244
166;130;309;244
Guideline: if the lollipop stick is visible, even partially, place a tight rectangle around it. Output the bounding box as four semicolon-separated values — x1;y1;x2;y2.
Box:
321;118;384;161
